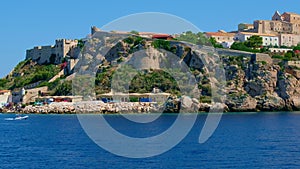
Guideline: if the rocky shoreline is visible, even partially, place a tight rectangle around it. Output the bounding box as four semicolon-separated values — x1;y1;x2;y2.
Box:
18;101;164;114
1;95;298;114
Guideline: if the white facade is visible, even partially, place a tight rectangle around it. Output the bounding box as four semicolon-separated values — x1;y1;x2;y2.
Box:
279;34;300;47
269;48;293;53
205;31;235;48
0;90;12;108
221;41;234;48
235;32;279;47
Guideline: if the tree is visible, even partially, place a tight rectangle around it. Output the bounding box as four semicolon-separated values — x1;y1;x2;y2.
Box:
209;37;223;48
284;51;295;61
130;30;139;35
151;39;171;50
54;81;72;96
231;42;248;51
177;31;210;45
230;42;260;53
244;35;263;49
260;47;269;53
293;44;300;51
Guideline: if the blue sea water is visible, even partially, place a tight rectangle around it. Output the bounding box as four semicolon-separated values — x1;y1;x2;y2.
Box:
1;112;300;169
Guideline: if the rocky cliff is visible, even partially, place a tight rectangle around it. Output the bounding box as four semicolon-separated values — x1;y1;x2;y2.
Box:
77;32;300;112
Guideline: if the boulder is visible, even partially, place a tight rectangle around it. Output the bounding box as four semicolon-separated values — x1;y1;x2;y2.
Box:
181;96;193;110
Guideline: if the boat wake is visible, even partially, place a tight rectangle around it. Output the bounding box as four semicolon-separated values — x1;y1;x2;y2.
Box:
4;118;15;121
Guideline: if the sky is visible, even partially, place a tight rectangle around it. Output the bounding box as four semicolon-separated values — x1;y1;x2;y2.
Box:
0;0;300;78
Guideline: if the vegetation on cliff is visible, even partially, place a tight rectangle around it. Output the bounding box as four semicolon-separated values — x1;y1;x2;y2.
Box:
1;60;60;90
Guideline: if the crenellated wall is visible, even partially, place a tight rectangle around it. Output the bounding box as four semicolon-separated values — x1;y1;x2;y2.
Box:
26;39;79;65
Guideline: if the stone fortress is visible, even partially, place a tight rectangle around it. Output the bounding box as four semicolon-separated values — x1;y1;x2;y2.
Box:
26;26;113;65
26;39;80;65
243;11;300;47
25;26;173;66
207;11;300;48
254;11;300;35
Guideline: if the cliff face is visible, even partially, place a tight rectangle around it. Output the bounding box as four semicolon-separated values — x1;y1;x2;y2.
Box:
170;43;300;111
75;32;300;112
222;56;300;111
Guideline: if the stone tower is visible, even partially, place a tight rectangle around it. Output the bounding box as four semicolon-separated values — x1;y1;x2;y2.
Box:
91;26;101;35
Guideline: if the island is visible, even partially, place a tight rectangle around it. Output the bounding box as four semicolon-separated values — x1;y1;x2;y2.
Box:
1;11;300;114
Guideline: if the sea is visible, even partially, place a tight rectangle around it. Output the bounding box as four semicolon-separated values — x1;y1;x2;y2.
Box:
1;112;300;169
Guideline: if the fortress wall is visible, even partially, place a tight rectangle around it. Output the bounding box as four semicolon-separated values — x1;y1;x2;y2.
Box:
26;39;78;65
286;61;300;68
254;53;273;64
216;48;253;57
26;45;55;64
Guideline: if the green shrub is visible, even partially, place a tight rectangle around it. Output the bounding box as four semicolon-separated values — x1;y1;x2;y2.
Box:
53;81;72;96
200;96;211;104
152;39;171;51
129;97;139;102
176;31;210;45
272;55;284;59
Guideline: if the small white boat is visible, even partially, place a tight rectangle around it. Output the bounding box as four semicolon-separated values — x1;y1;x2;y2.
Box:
5;115;29;121
14;115;29;120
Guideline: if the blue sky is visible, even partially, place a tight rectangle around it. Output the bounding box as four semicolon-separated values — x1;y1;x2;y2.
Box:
0;0;300;78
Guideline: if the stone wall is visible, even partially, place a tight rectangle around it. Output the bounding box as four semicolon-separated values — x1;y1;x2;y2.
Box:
26;39;78;65
286;61;300;68
22;86;48;104
12;87;48;104
254;53;273;64
216;48;254;57
26;46;55;64
216;48;272;64
64;59;79;75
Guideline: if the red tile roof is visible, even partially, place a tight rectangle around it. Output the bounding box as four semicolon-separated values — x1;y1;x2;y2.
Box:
0;90;10;94
205;32;235;37
152;34;173;39
128;32;174;39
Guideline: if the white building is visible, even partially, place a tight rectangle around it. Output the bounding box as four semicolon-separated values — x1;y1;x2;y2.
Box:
0;90;12;108
269;48;293;53
205;31;235;48
235;32;279;47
